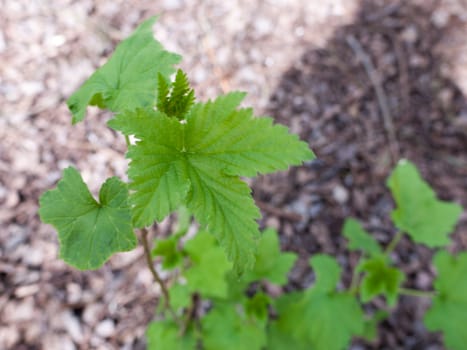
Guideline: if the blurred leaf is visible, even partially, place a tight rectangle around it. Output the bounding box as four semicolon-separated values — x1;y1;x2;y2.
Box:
201;302;267;350
269;255;365;350
146;319;195;350
343;218;382;257
387;159;462;247
358;255;405;306
424;251;467;350
184;231;232;298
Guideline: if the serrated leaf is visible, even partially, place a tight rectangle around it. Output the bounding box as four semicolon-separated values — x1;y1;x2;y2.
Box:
201;302;267;350
110;109;190;227
269;255;365;350
184;231;232;299
68;16;181;123
185;159;260;274
157;69;195;119
39;167;136;269
358;255;405;306
343;218;381;257
245;228;297;285
424;251;467;350
173;205;192;236
146;319;196;350
109;93;313;274
185;92;314;177
387;159;462;247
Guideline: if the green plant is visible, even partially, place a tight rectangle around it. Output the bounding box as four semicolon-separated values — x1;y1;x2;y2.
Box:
38;17;465;350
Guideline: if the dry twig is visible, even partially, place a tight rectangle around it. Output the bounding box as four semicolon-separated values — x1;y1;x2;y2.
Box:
346;34;399;164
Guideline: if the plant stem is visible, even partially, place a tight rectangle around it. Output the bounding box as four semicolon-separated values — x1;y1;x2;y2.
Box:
140;228;181;325
399;288;437;298
349;256;362;295
124;134;131;147
385;231;403;256
179;293;199;336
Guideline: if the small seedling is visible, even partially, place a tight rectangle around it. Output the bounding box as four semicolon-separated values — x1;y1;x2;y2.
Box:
39;17;465;350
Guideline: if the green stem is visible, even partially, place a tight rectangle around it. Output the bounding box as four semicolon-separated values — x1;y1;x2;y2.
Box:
399;287;437;299
141;228;181;326
385;231;403;256
349;256;362;295
124;134;131;147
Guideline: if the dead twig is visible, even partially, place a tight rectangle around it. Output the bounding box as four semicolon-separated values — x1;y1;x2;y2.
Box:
346;34;399;164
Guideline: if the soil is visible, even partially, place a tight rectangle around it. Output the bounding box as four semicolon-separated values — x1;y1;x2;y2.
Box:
1;0;466;349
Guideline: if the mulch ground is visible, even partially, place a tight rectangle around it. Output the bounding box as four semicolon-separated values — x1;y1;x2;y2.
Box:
1;0;466;349
254;1;467;349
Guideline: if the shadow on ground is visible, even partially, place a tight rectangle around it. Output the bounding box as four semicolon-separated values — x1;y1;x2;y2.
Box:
255;0;467;348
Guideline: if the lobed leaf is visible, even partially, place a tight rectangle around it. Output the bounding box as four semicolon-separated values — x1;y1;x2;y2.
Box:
183;231;232;299
387;159;462;247
110;110;190;227
110;93;313;274
358;255;405;306
152;236;182;270
244;228;297;285
343;218;382;257
424;251;467;350
146;319;196;350
269;255;365;350
185;92;314;177
68;16;181;123
185;158;260;274
39;167;137;270
201;302;267;350
156;69;195;119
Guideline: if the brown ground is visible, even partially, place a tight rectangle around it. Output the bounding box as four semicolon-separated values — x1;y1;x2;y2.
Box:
1;0;466;349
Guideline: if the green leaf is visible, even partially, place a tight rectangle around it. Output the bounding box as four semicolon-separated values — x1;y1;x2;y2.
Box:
110;93;313;274
166;282;191;311
201;302;267;350
245;228;297;285
245;292;271;323
184;158;260;275
310;254;342;293
268;293;308;350
146;319;196;350
185;92;314;177
358;255;405;306
68;16;181;123
151;207;191;270
270;255;365;350
343;218;382;257
359;311;388;342
39;167;137;270
152;237;182;269
109;109;190;227
173;206;192;236
424;251;467;350
184;231;232;299
387;159;462;247
157;69;195;119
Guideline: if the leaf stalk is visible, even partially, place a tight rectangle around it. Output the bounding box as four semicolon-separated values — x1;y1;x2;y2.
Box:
385;231;403;257
140;227;181;326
